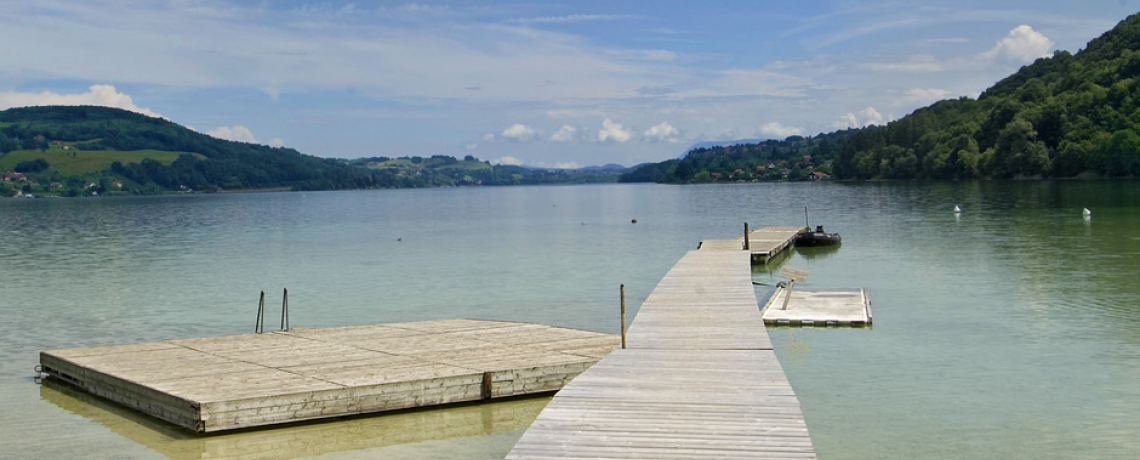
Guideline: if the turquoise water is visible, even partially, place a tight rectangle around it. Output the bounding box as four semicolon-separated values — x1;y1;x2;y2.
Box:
1;182;1139;459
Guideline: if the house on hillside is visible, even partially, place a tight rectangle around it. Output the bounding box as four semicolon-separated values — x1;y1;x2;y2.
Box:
808;171;831;181
1;172;27;182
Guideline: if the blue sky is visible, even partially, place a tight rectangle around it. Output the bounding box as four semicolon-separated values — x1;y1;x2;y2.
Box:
0;1;1136;167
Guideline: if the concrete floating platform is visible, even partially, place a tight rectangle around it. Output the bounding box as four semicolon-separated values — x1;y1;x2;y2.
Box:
40;319;618;433
761;286;872;327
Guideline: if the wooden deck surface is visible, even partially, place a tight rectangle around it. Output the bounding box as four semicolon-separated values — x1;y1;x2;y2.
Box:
507;246;817;459
700;226;805;264
41;319;617;432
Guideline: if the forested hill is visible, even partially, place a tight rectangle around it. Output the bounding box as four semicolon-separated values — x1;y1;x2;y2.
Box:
0;106;622;196
0;105;368;193
622;11;1140;183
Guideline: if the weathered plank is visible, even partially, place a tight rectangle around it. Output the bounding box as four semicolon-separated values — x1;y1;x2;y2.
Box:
508;246;817;459
40;319;618;432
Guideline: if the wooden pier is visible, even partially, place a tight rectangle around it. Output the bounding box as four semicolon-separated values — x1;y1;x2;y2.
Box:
40;319;618;433
700;226;805;264
508;246;817;458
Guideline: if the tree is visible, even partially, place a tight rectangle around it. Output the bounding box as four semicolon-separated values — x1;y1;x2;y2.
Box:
1099;129;1140;175
14;158;49;173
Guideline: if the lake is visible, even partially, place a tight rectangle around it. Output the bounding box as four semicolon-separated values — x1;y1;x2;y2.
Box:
2;181;1139;459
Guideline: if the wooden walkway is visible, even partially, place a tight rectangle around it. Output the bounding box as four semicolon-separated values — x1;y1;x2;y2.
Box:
700;226;805;264
40;319;617;433
508;247;817;459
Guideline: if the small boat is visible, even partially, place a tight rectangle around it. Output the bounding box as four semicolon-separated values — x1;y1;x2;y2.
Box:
795;225;841;246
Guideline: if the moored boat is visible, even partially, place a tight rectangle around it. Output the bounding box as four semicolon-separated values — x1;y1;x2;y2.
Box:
795;225;842;246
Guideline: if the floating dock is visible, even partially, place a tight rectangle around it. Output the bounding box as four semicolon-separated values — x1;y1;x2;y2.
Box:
41;378;550;460
700;226;805;264
39;319;618;433
508;247;816;459
761;286;872;327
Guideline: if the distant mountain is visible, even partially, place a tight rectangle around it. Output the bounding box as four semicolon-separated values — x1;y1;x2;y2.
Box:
623;10;1140;183
515;161;629;170
575;163;628;172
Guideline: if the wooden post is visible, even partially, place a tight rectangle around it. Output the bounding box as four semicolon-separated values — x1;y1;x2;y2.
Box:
482;372;493;399
620;284;627;350
743;222;750;250
781;280;795;310
280;288;289;331
255;291;265;334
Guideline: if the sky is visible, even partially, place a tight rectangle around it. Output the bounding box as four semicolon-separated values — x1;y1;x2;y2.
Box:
0;1;1137;168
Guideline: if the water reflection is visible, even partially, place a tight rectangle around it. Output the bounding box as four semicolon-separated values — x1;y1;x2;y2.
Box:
794;244;842;261
40;380;549;460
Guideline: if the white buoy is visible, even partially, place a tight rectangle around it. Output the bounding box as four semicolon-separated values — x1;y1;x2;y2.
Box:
954;205;961;213
1083;208;1092;216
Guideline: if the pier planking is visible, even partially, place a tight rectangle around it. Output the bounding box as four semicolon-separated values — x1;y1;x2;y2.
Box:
508;242;817;459
40;319;618;433
700;226;805;264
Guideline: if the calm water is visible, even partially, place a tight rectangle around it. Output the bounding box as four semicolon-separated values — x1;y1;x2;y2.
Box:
2;182;1139;459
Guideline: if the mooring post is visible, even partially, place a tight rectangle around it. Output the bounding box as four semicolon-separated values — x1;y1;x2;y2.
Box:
781;280;796;311
620;284;627;350
255;291;265;334
744;222;750;250
280;288;290;331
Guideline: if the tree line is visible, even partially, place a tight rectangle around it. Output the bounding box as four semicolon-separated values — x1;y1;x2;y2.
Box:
623;12;1140;183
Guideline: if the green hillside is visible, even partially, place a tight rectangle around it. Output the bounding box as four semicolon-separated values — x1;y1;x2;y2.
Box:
0;105;369;194
622;11;1140;182
0;145;202;175
0;106;622;196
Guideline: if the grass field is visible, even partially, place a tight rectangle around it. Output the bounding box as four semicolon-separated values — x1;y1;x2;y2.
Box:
0;146;205;175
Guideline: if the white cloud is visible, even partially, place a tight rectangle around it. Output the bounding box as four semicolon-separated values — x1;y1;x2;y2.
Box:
494;156;523;165
597;118;632;143
554;162;581;169
861;107;885;126
206;125;259;143
757;122;804;139
982;25;1053;62
268;137;285;147
643;122;681;143
501;123;538;142
551;125;579;142
482;133;496;142
466;142;479;150
834;107;886;129
0;84;163;118
905;88;952;105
